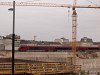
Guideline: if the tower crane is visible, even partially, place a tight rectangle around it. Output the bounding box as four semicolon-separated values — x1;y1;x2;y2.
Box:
0;1;100;70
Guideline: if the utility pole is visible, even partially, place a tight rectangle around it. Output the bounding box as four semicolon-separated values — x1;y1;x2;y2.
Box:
8;1;15;75
34;36;36;45
34;36;36;41
12;1;15;75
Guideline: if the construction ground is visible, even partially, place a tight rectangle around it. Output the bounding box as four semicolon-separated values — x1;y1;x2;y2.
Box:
0;51;100;75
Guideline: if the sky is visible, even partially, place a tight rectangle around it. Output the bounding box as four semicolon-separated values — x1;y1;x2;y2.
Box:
0;0;100;42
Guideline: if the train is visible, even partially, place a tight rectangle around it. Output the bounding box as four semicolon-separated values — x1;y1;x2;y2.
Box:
18;45;100;52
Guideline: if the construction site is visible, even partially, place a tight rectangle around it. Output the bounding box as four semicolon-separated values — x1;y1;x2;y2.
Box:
0;0;100;75
0;51;100;75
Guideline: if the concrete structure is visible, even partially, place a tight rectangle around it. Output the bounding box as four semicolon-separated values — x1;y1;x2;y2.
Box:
0;51;100;74
0;44;5;50
76;52;100;75
1;39;20;50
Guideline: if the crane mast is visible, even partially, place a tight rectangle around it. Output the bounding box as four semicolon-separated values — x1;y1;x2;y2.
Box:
72;0;77;65
72;9;77;65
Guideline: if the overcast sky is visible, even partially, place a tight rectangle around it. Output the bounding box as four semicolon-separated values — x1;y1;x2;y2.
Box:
0;0;100;42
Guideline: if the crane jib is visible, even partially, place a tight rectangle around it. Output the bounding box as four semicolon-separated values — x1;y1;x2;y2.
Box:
0;2;100;8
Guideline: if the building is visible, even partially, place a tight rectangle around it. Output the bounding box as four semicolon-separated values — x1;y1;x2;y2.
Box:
80;37;93;46
20;40;36;46
0;34;21;50
4;34;20;39
54;38;69;45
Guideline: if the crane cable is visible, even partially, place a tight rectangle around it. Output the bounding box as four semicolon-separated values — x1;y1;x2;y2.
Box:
67;8;70;25
85;0;99;6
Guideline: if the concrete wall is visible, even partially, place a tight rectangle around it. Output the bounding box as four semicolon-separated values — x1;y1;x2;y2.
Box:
0;44;5;50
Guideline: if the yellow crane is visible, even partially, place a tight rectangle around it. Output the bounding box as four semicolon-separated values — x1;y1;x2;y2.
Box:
72;0;77;65
0;1;100;72
0;1;100;8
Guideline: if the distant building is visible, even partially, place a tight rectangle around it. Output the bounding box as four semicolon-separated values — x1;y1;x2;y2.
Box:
36;41;61;45
54;38;69;45
93;42;100;47
0;34;21;50
4;34;20;39
80;37;93;46
20;40;36;46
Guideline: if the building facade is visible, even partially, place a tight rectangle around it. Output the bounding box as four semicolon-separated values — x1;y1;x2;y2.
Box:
0;34;21;50
54;38;69;45
80;37;93;46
